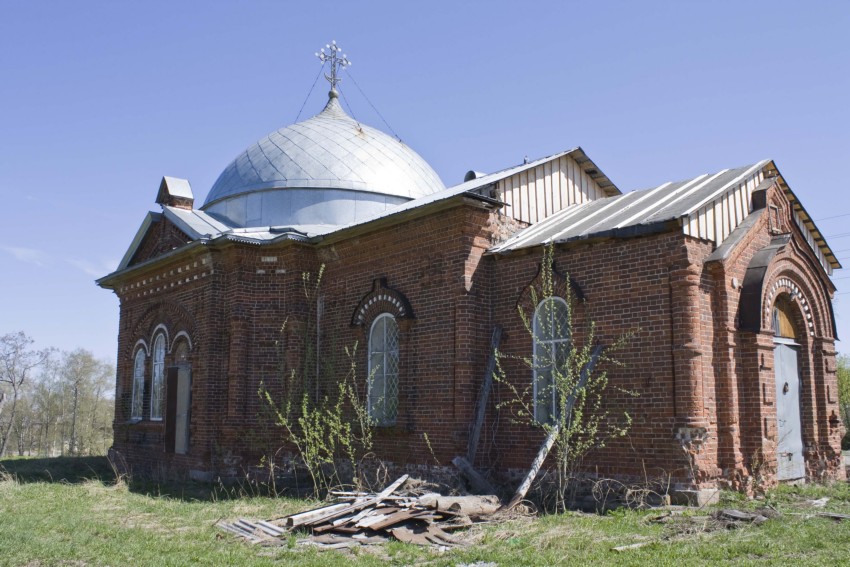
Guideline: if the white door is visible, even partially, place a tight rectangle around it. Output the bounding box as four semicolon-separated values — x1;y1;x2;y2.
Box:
774;339;804;480
174;367;191;455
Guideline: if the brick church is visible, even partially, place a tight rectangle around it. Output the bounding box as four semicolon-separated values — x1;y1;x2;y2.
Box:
98;50;844;496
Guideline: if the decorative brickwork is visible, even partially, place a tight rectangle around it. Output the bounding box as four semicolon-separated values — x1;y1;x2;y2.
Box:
101;179;842;491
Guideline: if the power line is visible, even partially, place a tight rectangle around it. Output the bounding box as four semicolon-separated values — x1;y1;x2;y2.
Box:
294;62;326;123
346;71;401;141
814;212;850;222
336;85;361;128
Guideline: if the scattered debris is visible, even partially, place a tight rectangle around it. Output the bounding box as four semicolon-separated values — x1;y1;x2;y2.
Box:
647;507;777;536
612;541;654;552
218;474;499;550
452;455;497;496
816;512;850;521
714;509;769;525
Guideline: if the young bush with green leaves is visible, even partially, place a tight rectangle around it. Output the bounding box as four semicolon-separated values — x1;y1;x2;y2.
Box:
837;354;850;449
259;266;375;497
495;244;636;512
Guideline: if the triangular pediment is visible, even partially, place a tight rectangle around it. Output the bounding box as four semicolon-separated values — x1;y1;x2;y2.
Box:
117;212;194;271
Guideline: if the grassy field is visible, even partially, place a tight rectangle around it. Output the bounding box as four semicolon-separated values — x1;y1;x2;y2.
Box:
2;457;850;566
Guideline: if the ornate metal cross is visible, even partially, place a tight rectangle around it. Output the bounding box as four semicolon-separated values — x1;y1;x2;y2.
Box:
315;40;351;91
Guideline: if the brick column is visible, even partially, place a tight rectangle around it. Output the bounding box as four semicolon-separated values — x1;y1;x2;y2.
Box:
670;264;707;430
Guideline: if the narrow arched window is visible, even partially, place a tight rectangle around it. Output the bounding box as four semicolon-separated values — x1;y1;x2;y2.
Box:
151;334;166;420
533;297;570;425
131;349;145;421
368;313;399;425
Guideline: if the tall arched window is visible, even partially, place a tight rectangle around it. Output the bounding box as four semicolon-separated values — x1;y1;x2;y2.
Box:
368;313;399;425
131;349;146;421
151;334;166;420
533;297;570;425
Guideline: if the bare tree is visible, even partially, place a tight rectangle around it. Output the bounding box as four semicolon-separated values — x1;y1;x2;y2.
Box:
59;349;112;456
0;332;50;457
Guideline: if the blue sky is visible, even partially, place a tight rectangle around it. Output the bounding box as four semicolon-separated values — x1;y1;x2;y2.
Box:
1;0;848;361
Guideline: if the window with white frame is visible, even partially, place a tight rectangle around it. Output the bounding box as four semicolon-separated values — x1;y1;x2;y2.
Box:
131;349;145;421
368;313;399;425
151;334;166;420
532;297;571;425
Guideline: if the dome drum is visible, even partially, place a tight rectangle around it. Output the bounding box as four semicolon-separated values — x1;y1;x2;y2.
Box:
204;187;409;228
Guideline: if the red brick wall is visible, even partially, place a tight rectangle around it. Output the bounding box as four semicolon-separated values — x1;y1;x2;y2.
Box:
106;187;841;488
128;217;193;267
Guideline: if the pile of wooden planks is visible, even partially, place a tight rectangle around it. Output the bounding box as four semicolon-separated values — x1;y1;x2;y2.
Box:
218;474;499;550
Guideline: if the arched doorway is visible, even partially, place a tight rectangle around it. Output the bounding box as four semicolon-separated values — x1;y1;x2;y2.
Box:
165;338;192;455
772;295;804;481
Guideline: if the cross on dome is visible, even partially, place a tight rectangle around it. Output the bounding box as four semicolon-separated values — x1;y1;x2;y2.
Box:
316;40;351;93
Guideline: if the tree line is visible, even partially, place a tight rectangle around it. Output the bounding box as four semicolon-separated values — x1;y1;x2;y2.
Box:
0;331;114;458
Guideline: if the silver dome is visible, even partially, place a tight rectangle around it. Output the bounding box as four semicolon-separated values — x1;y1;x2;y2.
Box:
201;93;446;228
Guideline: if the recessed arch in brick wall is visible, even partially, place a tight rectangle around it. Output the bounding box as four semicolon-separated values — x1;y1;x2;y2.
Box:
351;278;414;328
125;300;198;360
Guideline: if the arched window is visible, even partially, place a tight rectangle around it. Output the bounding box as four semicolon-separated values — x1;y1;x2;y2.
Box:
533;297;571;425
131;349;146;421
151;334;166;420
368;313;399;425
174;340;190;364
772;295;798;340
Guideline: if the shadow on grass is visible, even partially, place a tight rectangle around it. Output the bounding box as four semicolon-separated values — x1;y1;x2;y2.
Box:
0;455;298;502
0;455;115;485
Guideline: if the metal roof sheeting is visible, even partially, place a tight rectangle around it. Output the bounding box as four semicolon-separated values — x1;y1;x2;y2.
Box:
163;207;231;239
491;161;841;275
202;96;446;211
159;176;193;200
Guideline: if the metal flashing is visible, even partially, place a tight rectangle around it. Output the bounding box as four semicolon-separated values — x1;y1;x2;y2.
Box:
116;212;162;271
739;235;792;333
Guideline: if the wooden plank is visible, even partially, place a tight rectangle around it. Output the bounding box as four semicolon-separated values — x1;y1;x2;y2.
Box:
390;526;431;546
217;521;264;544
714;200;723;246
550;158;560;212
817;512;850;521
303;475;410;527
537;164;548;221
559;156;569;207
362;509;419;530
466;325;502;463
523;169;534;223
312;523;362;534
255;520;286;537
426;524;460;545
353;507;401;528
501;345;604;511
452;456;497;496
613;541;653;552
285;501;352;528
419;493;500;516
705;203;717;243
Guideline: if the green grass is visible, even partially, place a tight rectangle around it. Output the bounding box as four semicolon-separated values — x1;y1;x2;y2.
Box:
2;457;850;566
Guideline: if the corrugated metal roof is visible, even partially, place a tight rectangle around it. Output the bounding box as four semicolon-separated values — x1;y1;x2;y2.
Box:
492;162;768;253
